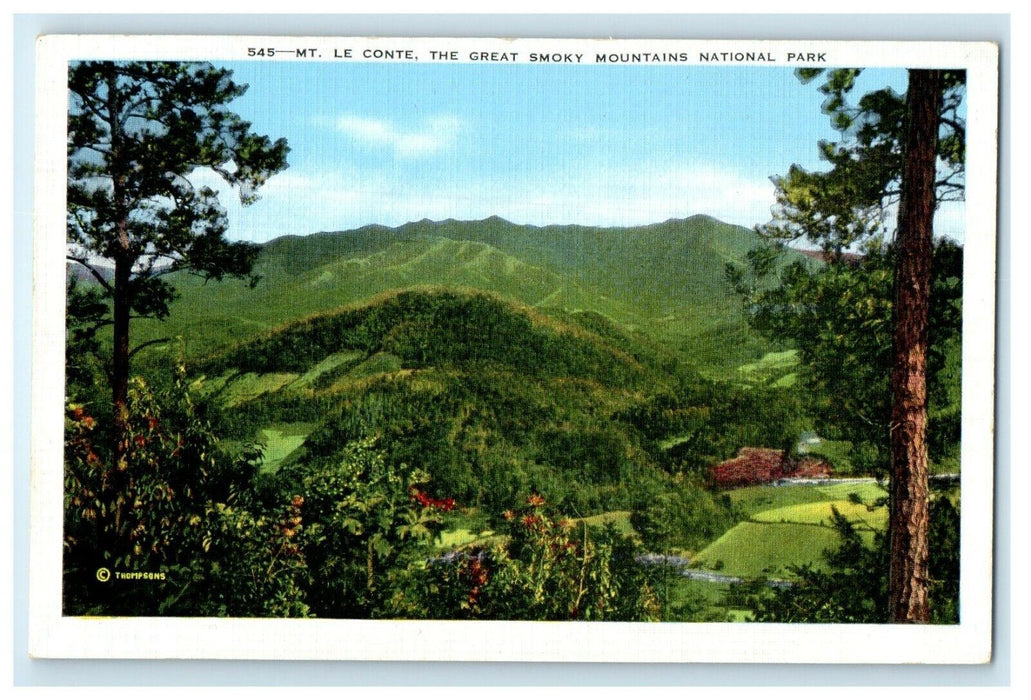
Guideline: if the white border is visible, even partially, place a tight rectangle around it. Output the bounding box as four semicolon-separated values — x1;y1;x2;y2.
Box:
29;35;999;663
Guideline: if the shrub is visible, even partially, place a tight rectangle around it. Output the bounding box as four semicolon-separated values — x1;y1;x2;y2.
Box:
410;495;661;621
631;476;738;553
279;438;449;618
63;368;308;616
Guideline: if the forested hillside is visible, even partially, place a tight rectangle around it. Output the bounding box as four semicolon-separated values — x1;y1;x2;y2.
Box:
131;215;813;372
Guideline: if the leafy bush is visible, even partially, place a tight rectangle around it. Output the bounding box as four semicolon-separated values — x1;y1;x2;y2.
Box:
275;437;449;618
631;475;738;553
63;368;308;616
409;495;660;621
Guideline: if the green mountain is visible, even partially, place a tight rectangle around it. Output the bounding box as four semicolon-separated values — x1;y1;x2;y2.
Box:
186;288;805;516
192;289;682;513
133;215;807;372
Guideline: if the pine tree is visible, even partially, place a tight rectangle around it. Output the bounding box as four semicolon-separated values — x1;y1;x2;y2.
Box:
733;68;964;622
66;61;289;460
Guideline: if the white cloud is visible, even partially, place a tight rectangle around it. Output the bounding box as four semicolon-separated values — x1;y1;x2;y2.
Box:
161;160;971;247
511;164;775;228
334;114;462;158
213;161;784;243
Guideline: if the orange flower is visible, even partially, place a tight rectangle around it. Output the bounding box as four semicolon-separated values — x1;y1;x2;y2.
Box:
521;514;542;529
527;494;545;507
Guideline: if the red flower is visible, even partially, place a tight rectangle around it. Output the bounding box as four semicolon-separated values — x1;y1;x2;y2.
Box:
521;514;541;530
410;488;456;511
527;494;545;507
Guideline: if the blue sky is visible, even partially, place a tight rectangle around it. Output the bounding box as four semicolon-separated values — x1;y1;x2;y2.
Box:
200;62;963;243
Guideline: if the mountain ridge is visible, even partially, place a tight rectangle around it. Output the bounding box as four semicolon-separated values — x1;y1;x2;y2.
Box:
128;214;807;371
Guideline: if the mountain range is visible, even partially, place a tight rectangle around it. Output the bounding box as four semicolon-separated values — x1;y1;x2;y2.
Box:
132;214;809;372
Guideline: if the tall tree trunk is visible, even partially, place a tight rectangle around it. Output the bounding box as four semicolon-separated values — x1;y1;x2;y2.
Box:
889;69;943;623
111;253;131;458
106;66;132;472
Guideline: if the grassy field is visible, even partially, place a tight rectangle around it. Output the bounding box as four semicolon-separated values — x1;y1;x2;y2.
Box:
434;527;497;551
573;511;637;538
692;521;860;579
197;371;298;407
736;349;798;387
752;499;887;529
814;481;887;502
259;423;312;473
695;483;887;579
727;483;827;518
292;351;365;387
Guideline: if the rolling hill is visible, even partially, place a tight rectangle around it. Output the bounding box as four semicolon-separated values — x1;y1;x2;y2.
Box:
189;288;689;514
131;215;811;372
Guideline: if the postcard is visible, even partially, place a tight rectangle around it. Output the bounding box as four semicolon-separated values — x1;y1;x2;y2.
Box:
29;35;998;662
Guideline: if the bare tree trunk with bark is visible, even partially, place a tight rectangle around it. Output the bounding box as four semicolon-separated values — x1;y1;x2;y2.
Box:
889;68;943;623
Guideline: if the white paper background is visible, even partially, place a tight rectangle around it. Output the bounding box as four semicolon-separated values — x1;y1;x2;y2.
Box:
8;10;1014;688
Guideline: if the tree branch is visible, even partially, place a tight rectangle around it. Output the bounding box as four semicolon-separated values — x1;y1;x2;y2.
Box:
128;338;172;359
71;92;109;125
939;116;965;135
66;256;114;293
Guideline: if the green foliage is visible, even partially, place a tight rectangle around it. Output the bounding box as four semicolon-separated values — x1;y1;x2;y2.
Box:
729;241;962;474
618;378;808;474
63;367;307;616
130;215;810;374
762;68;965;254
65;277;110;397
188;494;311;617
198;290;655;387
66;61;288;381
179;290;822;525
409;495;660;621
272;438;448;618
727;484;826;519
727;69;966;477
745;493;960;623
631;476;738;553
188;290;686;516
